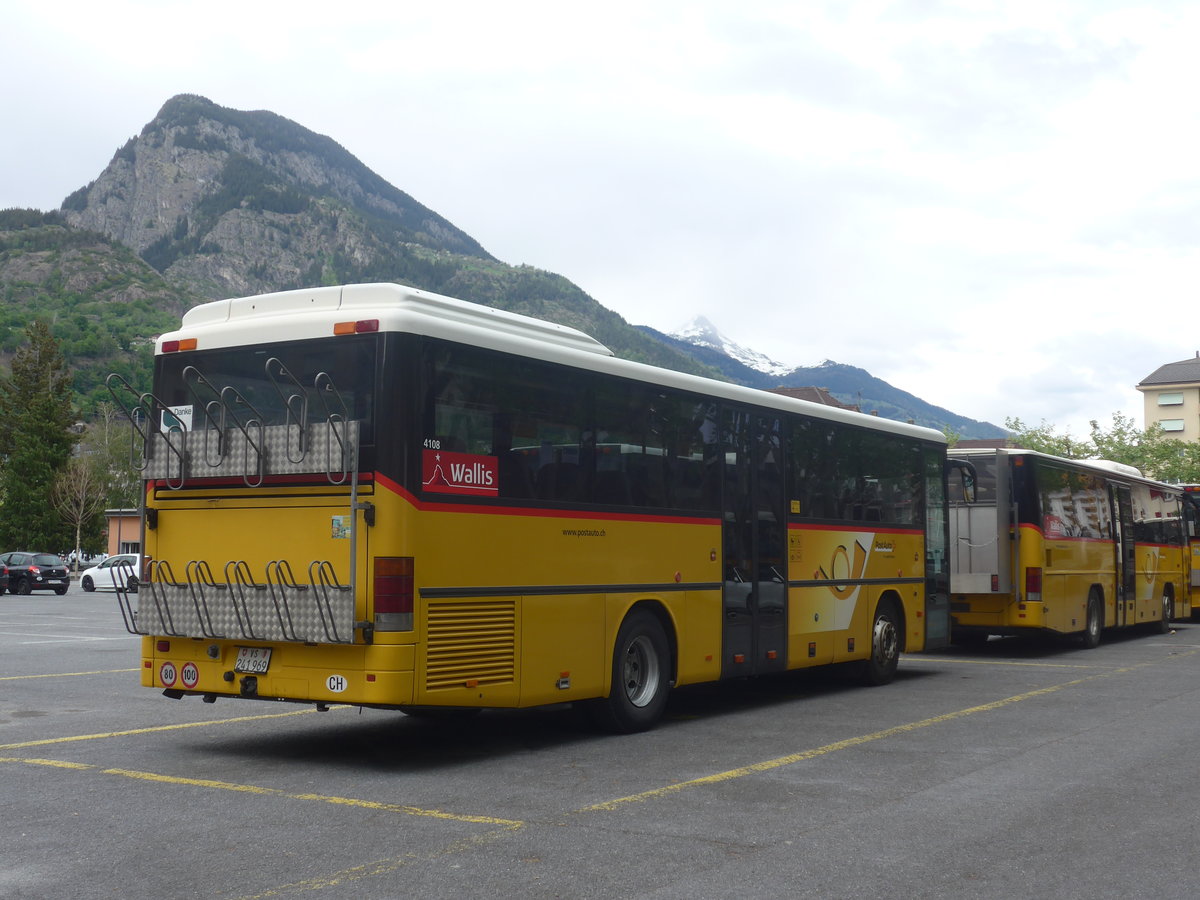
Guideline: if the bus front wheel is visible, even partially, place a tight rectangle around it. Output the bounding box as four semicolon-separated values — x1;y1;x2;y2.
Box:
858;600;900;686
1158;590;1173;634
588;608;671;733
1081;590;1102;649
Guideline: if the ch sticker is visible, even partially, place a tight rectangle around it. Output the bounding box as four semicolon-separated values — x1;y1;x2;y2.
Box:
326;674;347;693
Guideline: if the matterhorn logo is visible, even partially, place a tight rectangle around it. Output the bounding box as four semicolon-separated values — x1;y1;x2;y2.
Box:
422;449;499;497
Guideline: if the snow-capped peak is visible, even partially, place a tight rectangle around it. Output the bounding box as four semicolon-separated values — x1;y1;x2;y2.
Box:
671;316;794;377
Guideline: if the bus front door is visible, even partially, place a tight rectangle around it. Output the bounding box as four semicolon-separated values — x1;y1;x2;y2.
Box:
721;408;787;677
1113;484;1136;627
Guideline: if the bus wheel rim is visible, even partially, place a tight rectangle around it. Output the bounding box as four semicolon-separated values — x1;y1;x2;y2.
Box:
623;635;660;708
874;616;898;665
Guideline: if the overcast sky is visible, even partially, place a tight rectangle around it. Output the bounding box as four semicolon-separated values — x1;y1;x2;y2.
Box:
5;0;1198;436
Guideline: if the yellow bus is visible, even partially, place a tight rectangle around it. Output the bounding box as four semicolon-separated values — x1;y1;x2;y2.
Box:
109;282;951;731
948;448;1188;647
1180;485;1200;617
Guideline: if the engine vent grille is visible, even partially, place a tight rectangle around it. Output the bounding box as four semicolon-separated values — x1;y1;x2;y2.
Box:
425;599;517;691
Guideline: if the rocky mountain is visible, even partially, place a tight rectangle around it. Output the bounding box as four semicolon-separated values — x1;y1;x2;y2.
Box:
55;96;723;376
2;93;1004;436
61;94;489;301
646;319;1006;438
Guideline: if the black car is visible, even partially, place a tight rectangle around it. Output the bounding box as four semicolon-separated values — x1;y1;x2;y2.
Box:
0;562;8;594
1;552;70;595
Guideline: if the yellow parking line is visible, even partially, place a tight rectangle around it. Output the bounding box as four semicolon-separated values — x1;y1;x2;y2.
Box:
103;767;524;827
581;654;1189;813
0;757;93;769
907;656;1107;669
1;757;524;900
0;756;523;828
230;828;519;900
0;706;344;750
0;755;524;899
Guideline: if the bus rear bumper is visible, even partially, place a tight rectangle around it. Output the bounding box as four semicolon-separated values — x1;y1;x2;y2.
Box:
142;640;416;708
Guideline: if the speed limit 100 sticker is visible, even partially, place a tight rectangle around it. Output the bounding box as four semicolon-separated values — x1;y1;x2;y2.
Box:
180;662;200;689
159;661;178;687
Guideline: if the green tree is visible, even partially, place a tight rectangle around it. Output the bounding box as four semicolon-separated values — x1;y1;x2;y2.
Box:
1088;414;1200;482
1004;417;1091;459
1007;413;1200;483
80;401;142;509
0;321;79;548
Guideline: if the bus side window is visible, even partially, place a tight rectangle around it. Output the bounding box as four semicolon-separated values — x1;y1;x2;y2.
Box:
492;415;534;499
595;469;633;505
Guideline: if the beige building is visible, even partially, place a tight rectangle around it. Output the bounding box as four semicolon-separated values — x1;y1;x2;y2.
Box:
1137;354;1200;442
103;509;141;555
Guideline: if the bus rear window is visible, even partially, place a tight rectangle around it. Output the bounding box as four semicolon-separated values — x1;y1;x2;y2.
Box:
153;335;377;442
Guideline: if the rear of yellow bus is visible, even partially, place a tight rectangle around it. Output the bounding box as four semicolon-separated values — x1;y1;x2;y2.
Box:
133;289;416;710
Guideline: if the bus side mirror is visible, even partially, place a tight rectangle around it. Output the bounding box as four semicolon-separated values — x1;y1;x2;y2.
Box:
947;459;977;503
963;472;976;503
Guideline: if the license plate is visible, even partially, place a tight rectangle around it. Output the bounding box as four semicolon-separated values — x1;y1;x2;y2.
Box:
234;646;272;674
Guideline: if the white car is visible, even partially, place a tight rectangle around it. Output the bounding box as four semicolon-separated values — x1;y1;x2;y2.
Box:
79;554;141;593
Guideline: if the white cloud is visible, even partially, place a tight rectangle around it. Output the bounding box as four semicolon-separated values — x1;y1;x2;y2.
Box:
3;0;1197;437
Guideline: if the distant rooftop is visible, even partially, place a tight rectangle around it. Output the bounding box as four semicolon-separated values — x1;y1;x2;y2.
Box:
767;386;859;411
954;438;1021;449
1138;354;1200;388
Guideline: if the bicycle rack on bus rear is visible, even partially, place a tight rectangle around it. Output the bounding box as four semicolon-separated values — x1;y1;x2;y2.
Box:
106;373;187;489
105;364;369;644
265;559;355;644
184;560;228;639
114;559;146;636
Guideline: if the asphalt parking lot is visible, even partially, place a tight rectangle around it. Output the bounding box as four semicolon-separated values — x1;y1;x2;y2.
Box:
4;584;1200;899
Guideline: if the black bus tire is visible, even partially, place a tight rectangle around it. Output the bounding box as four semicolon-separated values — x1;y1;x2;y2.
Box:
588;608;670;733
1082;589;1102;649
858;599;900;685
1158;590;1173;634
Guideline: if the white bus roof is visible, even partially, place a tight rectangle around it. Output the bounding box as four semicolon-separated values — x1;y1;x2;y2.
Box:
162;282;945;445
949;447;1177;488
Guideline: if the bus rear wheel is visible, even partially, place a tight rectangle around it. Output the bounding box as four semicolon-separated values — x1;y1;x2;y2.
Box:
858;600;900;685
1081;589;1102;649
588;608;670;733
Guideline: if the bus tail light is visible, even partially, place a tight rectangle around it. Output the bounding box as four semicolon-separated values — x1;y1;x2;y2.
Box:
334;319;380;335
374;557;414;632
1025;567;1042;604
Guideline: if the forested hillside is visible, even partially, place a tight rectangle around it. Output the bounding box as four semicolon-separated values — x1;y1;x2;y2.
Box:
0;208;198;413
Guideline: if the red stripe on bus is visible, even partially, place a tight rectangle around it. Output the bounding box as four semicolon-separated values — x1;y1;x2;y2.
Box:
787;522;922;536
373;471;721;526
